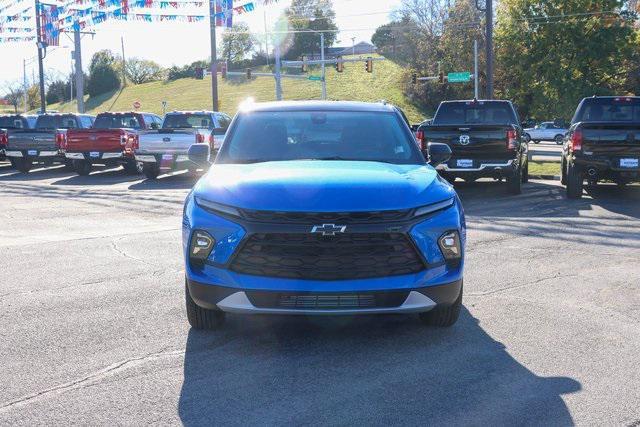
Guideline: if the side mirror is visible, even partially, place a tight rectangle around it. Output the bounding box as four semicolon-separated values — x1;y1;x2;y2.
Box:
427;142;451;167
188;143;211;167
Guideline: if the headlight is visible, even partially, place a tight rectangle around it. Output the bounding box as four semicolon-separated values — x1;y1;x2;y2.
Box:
189;230;215;262
438;230;462;261
414;198;454;217
195;196;241;217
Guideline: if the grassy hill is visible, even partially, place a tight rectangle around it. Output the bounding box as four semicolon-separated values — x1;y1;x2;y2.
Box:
47;56;426;122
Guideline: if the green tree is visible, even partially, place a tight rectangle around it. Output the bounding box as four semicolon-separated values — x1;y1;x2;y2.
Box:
125;58;165;84
221;23;256;66
494;0;638;119
87;50;121;97
285;0;338;59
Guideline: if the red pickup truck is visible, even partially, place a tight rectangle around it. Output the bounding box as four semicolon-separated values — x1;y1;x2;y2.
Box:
65;111;163;175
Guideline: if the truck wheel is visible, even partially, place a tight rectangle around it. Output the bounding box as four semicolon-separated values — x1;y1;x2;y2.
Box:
506;167;522;195
554;135;564;145
566;163;584;199
73;159;92;176
419;283;462;327
561;158;567;185
9;158;17;169
63;160;75;172
521;160;529;183
123;160;143;175
523;133;531;143
143;163;160;179
15;158;32;173
533;140;539;144
185;280;225;330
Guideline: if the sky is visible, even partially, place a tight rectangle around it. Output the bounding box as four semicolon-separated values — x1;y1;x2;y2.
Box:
0;0;402;90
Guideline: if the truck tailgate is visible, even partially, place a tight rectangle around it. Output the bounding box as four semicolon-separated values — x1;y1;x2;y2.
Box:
425;125;512;159
581;123;640;155
66;129;124;152
137;130;196;154
7;131;57;151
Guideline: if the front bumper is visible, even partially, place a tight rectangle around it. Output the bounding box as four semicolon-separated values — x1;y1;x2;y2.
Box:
187;277;462;315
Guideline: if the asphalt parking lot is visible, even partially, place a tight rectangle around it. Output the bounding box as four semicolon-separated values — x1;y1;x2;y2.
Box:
0;161;639;426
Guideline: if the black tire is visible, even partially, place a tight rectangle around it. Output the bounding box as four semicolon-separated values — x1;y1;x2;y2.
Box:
123;159;143;175
523;133;531;143
554;134;564;145
63;159;75;172
506;166;522;195
9;158;17;169
560;158;567;185
185;280;225;330
143;163;160;180
566;162;583;199
533;140;540;144
521;160;529;183
419;283;463;327
15;157;32;173
73;159;92;176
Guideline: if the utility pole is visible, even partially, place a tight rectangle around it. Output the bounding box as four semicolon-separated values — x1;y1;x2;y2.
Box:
34;0;47;114
263;9;269;67
23;59;28;113
320;32;326;100
74;27;85;113
274;40;283;101
120;36;127;88
208;0;219;111
485;0;493;98
474;40;479;99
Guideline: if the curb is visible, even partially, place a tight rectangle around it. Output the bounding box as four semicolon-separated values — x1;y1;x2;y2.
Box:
529;174;561;181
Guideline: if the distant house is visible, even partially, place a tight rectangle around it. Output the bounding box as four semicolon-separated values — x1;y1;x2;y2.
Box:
303;42;377;60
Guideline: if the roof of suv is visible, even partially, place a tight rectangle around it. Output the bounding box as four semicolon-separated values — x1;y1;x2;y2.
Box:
239;100;399;113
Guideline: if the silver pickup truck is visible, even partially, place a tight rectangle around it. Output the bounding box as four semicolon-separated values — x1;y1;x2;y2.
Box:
5;113;94;173
136;111;231;179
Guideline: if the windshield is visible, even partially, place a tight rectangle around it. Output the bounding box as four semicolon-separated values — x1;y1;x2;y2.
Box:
572;98;640;124
35;115;77;129
0;116;27;129
94;114;141;129
433;101;517;125
163;114;213;129
216;110;424;165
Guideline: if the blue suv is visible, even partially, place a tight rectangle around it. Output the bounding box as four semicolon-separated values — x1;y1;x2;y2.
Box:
183;101;465;328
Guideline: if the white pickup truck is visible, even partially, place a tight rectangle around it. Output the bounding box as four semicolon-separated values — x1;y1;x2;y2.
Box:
136;111;231;179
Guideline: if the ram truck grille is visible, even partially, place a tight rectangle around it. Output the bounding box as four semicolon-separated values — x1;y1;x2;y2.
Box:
229;232;425;281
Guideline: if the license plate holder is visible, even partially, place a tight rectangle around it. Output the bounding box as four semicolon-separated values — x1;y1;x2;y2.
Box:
162;154;174;161
456;159;473;168
620;158;639;168
27;149;37;156
89;151;100;158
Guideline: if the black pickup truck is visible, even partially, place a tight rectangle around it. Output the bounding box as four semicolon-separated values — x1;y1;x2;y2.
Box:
562;96;640;198
419;100;528;194
5;113;94;173
0;114;33;164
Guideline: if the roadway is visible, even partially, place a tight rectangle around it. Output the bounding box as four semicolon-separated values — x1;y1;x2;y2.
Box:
0;162;639;425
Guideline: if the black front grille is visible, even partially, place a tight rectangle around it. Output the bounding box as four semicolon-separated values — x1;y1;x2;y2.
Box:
246;291;409;309
239;209;412;224
229;232;425;280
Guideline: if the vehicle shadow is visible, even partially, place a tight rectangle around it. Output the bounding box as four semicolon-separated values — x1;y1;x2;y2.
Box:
128;172;200;191
178;309;580;425
0;164;76;181
50;166;143;186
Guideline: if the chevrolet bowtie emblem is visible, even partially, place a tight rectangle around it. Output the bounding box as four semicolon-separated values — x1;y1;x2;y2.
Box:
311;224;347;236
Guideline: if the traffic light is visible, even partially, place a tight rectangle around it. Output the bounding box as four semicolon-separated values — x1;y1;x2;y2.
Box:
438;70;445;84
335;56;344;73
365;57;373;73
412;73;417;84
246;68;252;79
301;56;307;73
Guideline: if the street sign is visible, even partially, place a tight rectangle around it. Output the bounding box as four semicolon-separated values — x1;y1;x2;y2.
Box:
448;72;471;83
308;76;322;81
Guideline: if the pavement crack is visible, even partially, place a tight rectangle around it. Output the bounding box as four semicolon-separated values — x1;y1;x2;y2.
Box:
466;273;579;297
0;349;185;414
109;237;153;266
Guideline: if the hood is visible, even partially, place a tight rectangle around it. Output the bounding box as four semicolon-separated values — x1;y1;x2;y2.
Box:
193;160;455;212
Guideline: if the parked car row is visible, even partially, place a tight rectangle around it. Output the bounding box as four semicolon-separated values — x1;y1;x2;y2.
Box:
0;110;232;179
415;96;639;198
